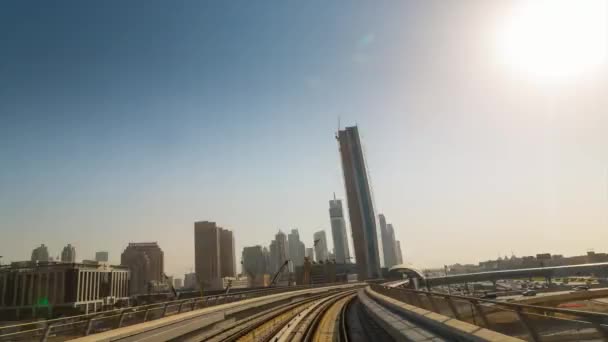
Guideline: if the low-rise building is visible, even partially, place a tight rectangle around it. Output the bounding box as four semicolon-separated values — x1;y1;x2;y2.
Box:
0;261;129;320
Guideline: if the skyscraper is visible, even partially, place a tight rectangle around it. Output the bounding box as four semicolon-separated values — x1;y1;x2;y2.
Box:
121;242;164;295
329;195;351;264
313;230;328;262
387;223;398;266
61;244;76;263
288;229;306;267
395;240;404;265
337;125;381;279
379;214;397;268
242;245;267;284
95;251;109;262
31;244;50;263
194;221;222;290
220;228;236;277
275;231;289;269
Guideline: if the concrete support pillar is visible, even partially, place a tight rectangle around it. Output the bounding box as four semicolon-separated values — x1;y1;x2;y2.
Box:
76;271;81;302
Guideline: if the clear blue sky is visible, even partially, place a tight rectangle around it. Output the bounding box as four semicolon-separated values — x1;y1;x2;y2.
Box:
2;1;607;276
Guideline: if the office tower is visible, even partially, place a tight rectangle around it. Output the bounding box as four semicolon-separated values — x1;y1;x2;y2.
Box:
95;251;109;262
379;214;398;268
61;244;76;263
387;224;398;266
194;221;222;290
313;230;328;262
306;248;315;262
262;247;271;274
337;125;381;279
220;228;236;277
269;240;278;275
121;242;164;295
174;278;183;289
31;244;50;263
395;240;404;265
275;231;289;270
329;195;351;264
241;246;267;283
288;229;306;267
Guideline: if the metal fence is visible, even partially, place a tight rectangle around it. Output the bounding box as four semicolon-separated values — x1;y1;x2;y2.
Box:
0;283;346;342
371;284;608;342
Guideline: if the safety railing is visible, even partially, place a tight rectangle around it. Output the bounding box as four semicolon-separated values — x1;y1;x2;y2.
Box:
0;282;348;342
371;284;608;342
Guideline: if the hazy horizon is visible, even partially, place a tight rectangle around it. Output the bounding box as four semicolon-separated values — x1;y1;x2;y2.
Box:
2;0;608;278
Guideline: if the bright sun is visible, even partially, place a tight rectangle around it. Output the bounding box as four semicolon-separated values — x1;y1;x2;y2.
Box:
497;0;608;80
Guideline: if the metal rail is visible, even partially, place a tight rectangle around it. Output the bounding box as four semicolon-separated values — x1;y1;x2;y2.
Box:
300;291;356;342
0;282;348;342
371;284;608;342
199;290;344;342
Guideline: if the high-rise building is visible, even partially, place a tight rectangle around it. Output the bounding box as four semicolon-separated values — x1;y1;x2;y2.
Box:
379;214;397;268
95;251;109;262
174;278;183;289
262;247;271;274
242;245;267;278
337;125;381;279
121;242;164;295
220;228;236;277
313;230;328;262
31;244;50;263
329;195;351;264
194;221;236;290
194;221;222;290
275;231;289;270
305;248;315;262
288;229;306;267
269;240;278;275
61;244;76;263
395;240;404;265
387;223;398;266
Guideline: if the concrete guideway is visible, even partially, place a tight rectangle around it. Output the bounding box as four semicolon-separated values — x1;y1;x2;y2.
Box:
364;286;523;342
71;283;363;342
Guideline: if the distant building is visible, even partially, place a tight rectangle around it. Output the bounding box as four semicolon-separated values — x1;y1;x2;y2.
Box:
61;244;76;263
31;244;50;263
288;229;306;267
121;242;164;295
337;126;381;279
194;221;222;290
220;228;236;278
174;278;182;289
379;215;398;268
183;272;198;289
95;251;109;262
275;231;289;270
306;248;315;262
313;230;328;262
395;240;403;265
0;261;129;318
329;195;351;264
242;245;267;285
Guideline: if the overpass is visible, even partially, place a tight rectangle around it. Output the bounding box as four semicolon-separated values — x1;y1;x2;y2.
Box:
389;262;608;288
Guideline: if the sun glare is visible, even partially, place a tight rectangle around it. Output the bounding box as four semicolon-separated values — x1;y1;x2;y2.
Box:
497;0;608;80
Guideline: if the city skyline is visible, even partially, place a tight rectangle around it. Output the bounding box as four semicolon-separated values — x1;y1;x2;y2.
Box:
2;1;608;276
